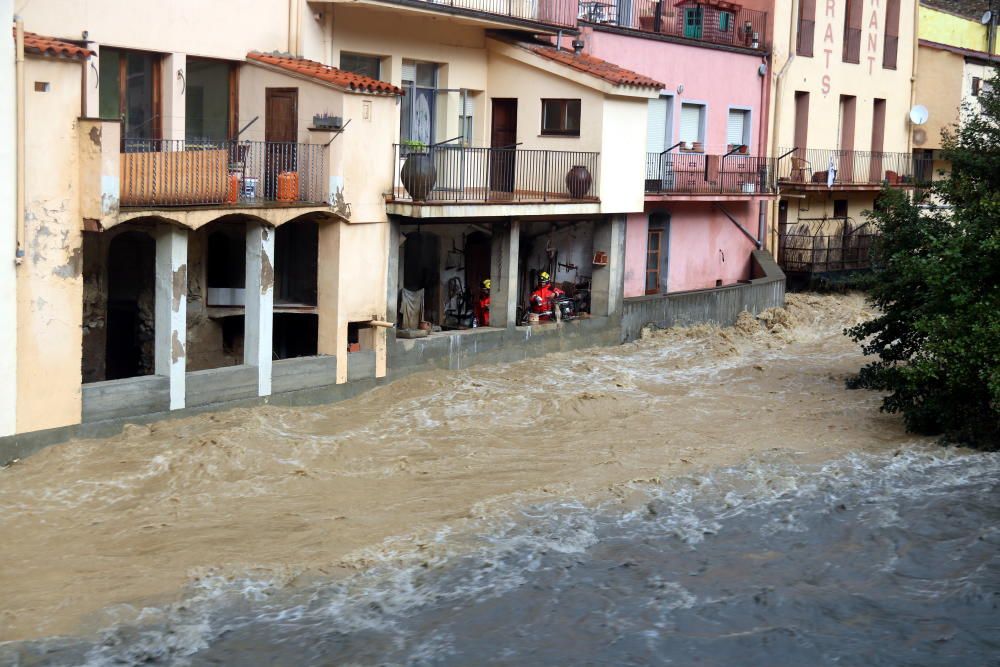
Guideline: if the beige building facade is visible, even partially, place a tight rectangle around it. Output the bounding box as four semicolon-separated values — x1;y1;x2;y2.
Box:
4;0;653;440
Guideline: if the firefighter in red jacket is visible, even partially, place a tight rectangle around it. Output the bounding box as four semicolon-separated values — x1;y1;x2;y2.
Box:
529;271;564;321
475;279;491;327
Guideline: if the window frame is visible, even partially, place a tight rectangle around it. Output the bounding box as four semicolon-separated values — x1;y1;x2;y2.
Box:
718;10;733;31
339;52;383;81
725;105;752;152
540;98;582;137
645;228;663;295
678;101;707;151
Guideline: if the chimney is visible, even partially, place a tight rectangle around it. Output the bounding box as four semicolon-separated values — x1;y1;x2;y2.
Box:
572;38;585;54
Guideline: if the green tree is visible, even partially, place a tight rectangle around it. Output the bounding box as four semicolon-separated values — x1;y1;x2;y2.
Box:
846;76;1000;449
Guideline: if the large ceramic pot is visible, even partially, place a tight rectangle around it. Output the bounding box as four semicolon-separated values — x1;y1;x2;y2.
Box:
566;165;593;198
400;152;437;201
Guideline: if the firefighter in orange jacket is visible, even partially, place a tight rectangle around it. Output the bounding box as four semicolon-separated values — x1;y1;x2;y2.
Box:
475;279;491;327
529;271;564;321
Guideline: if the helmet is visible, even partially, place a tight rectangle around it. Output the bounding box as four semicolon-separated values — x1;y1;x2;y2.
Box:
482;279;491;290
539;271;551;283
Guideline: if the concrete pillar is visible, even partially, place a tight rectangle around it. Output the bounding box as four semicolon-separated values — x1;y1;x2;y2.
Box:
244;222;274;396
316;221;346;383
161;53;186;142
591;214;626;318
83;46;99;118
0;0;15;435
155;224;187;410
386;217;400;326
490;218;520;328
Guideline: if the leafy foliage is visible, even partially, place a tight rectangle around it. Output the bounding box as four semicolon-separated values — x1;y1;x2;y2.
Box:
846;76;1000;449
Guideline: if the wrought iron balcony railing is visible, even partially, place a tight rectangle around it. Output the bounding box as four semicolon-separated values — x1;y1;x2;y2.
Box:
645;152;776;195
378;0;579;28
578;0;767;50
776;148;932;188
120;139;327;208
391;144;600;204
779;217;875;274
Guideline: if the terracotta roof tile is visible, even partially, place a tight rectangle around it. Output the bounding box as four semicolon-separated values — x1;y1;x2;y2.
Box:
14;28;93;60
506;39;664;89
247;52;403;95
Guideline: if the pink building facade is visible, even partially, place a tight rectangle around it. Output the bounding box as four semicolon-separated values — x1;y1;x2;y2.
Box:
579;12;775;297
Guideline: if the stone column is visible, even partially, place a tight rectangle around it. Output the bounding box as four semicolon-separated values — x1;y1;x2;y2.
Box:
161;53;186;142
489;218;520;328
591;214;626;318
0;0;15;435
244;222;274;396
155;224;188;410
317;221;346;383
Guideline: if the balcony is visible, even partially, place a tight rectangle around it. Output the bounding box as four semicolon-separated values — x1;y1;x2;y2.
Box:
578;0;767;50
120;139;328;209
390;144;600;205
776;148;932;190
644;152;776;196
330;0;579;30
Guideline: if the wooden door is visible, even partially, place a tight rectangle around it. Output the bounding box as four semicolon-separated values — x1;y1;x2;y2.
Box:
490;99;517;194
265;88;298;199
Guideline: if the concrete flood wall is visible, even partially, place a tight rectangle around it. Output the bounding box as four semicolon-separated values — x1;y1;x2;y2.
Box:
82;375;170;423
271;356;338;394
186;365;260;408
620;250;786;342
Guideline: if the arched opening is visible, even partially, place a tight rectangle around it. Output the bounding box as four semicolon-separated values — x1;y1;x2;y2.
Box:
273;219;319;359
82;226;156;382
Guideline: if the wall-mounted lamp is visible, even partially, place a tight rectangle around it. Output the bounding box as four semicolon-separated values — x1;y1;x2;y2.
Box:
676;84;684;94
177;69;186;94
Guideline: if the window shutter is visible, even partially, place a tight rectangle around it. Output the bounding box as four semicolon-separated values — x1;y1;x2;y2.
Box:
726;110;746;146
646;97;668;152
463;96;475;116
679;104;701;144
402;61;416;82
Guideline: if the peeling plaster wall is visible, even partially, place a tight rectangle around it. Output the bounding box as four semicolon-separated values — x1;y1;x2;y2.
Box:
185;223;246;372
16;58;84;431
0;0;16;435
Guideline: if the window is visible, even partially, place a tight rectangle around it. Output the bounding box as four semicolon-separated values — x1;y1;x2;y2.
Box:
645;228;663;294
186;58;233;143
340;52;381;80
972;77;982;96
833;200;848;217
646;95;673;152
718;11;733;31
99;47;161;146
883;0;900;69
401;60;438;144
684;7;703;39
459;94;474;144
796;0;815;56
726;108;750;150
541;99;581;136
843;0;862;63
679;102;705;149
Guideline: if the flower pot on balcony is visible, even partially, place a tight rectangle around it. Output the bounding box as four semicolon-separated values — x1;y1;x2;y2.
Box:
400;152;437;201
566;165;593;198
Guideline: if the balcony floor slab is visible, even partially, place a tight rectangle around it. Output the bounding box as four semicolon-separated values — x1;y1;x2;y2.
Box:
386;200;602;219
111;203;341;231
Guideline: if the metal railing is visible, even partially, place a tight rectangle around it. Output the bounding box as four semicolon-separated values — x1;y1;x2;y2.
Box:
380;0;578;27
779;217;874;274
578;0;767;50
391;144;600;203
776;148;932;187
645;152;776;194
120;139;327;208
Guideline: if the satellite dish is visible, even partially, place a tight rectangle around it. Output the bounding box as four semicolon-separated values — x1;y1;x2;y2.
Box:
981;9;992;24
909;105;929;125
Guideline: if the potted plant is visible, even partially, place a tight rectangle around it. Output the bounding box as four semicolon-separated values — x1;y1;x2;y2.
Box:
400;140;437;201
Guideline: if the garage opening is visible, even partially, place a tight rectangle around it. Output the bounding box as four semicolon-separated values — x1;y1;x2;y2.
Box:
187;221;246;371
518;220;595;324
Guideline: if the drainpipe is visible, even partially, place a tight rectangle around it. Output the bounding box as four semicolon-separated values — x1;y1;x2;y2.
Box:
287;0;300;54
907;0;919;153
767;1;799;255
14;16;25;265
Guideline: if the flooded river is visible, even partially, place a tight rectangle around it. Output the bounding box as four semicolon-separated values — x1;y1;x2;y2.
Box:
1;293;997;665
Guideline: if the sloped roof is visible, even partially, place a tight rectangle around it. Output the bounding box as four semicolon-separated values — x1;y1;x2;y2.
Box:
501;39;664;89
246;52;403;95
14;28;93;60
921;0;991;21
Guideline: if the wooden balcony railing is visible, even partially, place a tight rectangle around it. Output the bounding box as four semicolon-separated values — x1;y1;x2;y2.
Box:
391;144;600;204
578;0;767;50
776;148;932;188
645;152;776;194
120;139;328;208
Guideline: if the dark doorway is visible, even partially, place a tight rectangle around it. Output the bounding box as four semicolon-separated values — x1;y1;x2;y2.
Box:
490;99;517;193
265;88;298;198
274;220;318;307
403;231;441;323
105;231;156;380
464;231;491;309
777;200;789;264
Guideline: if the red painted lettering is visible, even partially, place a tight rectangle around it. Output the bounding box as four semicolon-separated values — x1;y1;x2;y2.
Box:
826;0;835;18
822;74;831;95
868;56;875;74
824;48;833;67
824;23;834;43
869;10;878;30
868;33;878;51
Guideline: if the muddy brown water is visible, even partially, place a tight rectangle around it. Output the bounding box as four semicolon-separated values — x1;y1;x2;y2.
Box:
0;293;953;651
